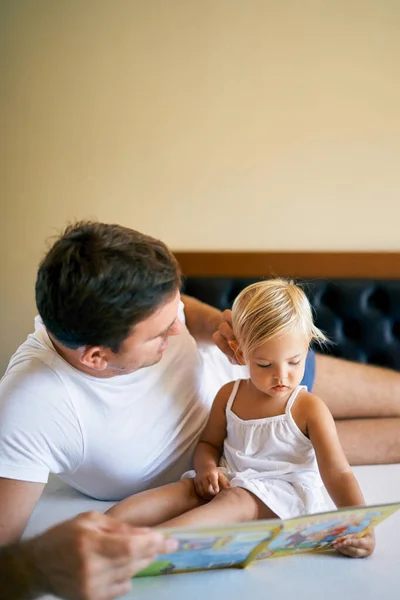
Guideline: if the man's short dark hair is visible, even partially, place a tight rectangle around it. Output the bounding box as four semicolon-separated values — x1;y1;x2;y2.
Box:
35;222;181;352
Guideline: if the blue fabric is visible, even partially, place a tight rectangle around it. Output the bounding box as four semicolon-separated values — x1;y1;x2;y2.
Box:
300;349;316;391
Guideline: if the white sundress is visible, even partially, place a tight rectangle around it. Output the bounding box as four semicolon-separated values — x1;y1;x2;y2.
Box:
184;380;328;520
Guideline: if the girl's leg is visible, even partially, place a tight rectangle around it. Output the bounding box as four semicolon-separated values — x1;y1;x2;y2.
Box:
106;478;204;526
158;487;277;529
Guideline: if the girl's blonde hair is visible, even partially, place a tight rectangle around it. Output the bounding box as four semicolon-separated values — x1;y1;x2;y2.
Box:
232;278;327;360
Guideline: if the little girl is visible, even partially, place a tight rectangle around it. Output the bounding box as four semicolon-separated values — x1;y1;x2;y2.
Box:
108;279;374;558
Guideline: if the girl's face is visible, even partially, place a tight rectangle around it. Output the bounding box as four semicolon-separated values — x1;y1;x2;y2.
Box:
246;329;309;397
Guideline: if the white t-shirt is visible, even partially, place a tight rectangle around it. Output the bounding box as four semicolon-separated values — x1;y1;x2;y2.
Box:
0;304;246;500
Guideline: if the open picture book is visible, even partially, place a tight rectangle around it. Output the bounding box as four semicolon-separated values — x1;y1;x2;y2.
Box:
135;501;400;577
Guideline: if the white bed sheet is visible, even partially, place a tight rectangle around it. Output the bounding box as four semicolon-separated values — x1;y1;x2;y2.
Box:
25;465;400;600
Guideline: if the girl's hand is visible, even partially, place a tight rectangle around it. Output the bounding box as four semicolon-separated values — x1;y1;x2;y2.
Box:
333;530;375;558
194;468;230;500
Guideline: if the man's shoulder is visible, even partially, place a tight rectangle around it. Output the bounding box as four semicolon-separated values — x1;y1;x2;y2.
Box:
1;343;64;405
3;318;62;382
0;350;76;430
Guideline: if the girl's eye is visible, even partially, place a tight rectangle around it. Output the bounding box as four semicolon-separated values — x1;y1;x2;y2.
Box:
289;361;301;366
257;364;271;368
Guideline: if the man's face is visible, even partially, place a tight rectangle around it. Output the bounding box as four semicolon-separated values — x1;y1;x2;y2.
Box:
105;290;183;374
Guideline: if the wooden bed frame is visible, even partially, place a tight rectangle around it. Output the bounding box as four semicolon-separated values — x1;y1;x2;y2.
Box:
173;251;400;278
173;251;400;370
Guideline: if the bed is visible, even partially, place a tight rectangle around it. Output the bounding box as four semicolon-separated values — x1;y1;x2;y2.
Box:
27;251;400;599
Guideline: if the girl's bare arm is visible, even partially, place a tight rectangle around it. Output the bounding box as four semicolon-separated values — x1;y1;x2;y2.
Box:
302;393;374;557
193;382;233;495
304;394;365;507
194;382;233;469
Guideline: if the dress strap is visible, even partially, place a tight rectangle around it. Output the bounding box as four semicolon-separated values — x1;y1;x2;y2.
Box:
285;385;307;414
226;379;241;413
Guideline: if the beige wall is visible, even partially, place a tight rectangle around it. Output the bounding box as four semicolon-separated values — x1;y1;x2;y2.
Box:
1;0;400;374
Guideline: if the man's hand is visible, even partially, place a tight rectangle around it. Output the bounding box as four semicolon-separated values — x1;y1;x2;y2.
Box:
333;530;375;558
194;468;230;500
181;295;225;344
211;309;239;364
20;512;178;600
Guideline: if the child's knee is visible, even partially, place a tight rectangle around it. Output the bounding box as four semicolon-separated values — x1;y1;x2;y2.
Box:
218;486;260;520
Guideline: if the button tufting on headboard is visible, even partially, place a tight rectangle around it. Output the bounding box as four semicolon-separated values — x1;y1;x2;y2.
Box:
182;277;400;370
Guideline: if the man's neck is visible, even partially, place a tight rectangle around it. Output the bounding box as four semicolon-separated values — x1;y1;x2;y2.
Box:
46;332;116;379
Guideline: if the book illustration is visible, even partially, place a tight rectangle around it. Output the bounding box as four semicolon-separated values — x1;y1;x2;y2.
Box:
255;506;389;559
137;525;280;576
134;502;400;577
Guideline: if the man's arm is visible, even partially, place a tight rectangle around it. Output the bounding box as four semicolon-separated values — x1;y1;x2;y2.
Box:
181;294;223;343
0;478;45;546
0;538;41;600
0;511;178;600
0;365;84;546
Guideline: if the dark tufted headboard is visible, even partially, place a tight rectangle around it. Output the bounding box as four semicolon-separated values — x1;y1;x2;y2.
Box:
182;277;400;369
176;251;400;371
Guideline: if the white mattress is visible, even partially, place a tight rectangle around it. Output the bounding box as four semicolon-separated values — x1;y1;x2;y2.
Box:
26;465;400;600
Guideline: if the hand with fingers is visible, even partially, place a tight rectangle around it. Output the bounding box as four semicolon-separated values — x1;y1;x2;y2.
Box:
333;530;375;558
15;511;178;600
194;467;231;500
212;309;239;364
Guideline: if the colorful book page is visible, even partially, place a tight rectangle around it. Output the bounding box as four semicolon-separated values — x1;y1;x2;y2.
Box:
134;502;400;577
257;503;400;559
136;523;279;577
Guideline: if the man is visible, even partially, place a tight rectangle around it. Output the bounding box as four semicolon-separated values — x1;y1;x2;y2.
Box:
1;221;400;547
0;511;177;600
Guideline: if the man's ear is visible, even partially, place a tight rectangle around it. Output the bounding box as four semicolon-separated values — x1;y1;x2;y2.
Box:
228;340;246;366
79;346;109;371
